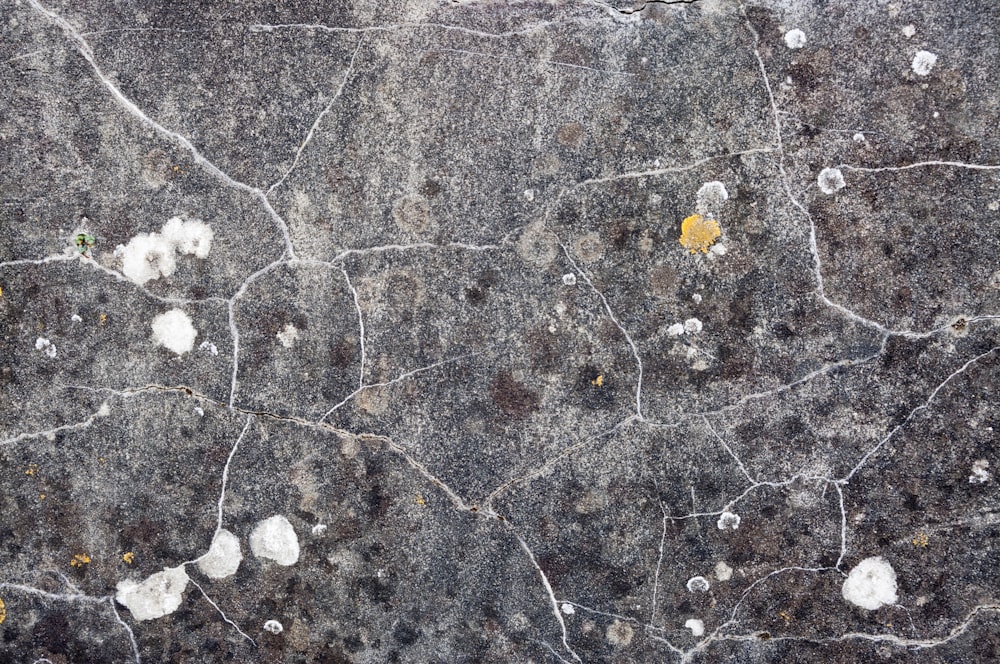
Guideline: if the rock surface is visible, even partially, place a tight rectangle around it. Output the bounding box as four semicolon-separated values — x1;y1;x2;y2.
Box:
1;0;999;662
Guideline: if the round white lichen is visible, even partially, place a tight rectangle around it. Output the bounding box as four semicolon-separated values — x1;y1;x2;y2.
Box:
686;576;710;593
197;529;243;579
684;618;705;637
263;619;284;634
842;556;898;610
115;566;189;621
667;323;685;336
162;216;214;258
817;167;846;195
560;602;575;615
717;511;741;530
121;233;177;285
562;273;577;286
684;318;703;334
784;29;807;49
695;181;729;216
911;50;937;76
250;515;300;566
151;309;197;355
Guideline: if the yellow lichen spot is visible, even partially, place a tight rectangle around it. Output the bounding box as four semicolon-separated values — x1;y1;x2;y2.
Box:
0;284;3;298
0;597;5;625
415;494;426;506
679;214;721;254
39;494;46;501
98;457;106;465
24;464;38;476
122;551;135;564
70;553;91;568
912;532;929;548
590;374;604;387
99;313;108;325
779;610;792;624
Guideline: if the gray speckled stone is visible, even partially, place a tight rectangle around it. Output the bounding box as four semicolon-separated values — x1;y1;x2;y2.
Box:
2;0;999;662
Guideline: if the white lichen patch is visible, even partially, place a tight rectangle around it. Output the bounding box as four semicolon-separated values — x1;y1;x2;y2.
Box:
717;511;741;530
784;29;807;49
667;323;685;336
686;576;710;593
161;216;214;258
121;233;177;285
606;619;634;646
34;337;57;358
709;244;727;257
311;523;328;536
969;459;991;484
199;341;219;356
250;515;300;566
842;556;898;610
561;602;575;615
277;323;300;348
683;318;703;334
714;561;733;582
120;216;213;285
695;181;729;216
562;273;577;286
151;309;197;355
263;619;284;634
115;565;189;621
684;618;705;637
197;529;242;579
818;167;846;194
911;50;938;76
901;25;916;39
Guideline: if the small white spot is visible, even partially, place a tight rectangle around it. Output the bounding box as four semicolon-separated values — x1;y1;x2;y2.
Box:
717;511;741;530
687;576;710;593
784;29;807;49
311;523;328;536
562;273;577;286
34;337;57;358
932;111;939;118
695;181;729;216
692;293;702;303
71;314;82;323
853;132;866;143
969;459;991;484
901;25;916;39
683;318;703;334
197;529;242;579
842;556;898;610
684;618;705;637
194;407;205;417
817;167;846;195
97;402;110;417
561;602;575;615
199;341;218;356
151;309;197;355
523;189;535;202
714;561;733;582
911;50;937;76
277;323;300;349
667;323;685;336
115;566;189;621
709;244;727;257
263;619;283;634
250;515;300;566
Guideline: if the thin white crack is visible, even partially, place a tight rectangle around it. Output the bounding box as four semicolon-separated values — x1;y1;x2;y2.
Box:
249;19;558;40
417;46;633;77
215;416;254;532
318;352;481;423
574;147;776;187
841;346;999;482
507;524;584;664
558;240;644;419
1;403;109;447
26;0;296;260
700;415;757;484
840;160;1000;174
266;35;366;196
340;266;366;389
188;578;257;645
649;504;670;626
108;598;142;664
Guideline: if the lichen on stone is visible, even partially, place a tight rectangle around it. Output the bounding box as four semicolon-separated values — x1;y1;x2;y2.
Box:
679;214;722;254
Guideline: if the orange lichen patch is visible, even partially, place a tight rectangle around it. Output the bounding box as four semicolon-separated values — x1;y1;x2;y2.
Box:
24;464;38;476
415;495;426;507
99;313;108;325
0;597;5;625
779;610;793;624
70;553;91;568
590;374;604;387
122;551;135;564
679;214;721;254
912;532;929;548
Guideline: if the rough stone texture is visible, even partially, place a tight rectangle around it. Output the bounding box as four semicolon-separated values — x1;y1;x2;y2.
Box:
1;0;999;662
